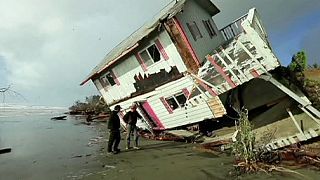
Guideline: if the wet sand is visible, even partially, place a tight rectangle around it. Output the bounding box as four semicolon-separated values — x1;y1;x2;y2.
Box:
0;115;101;180
1;115;320;180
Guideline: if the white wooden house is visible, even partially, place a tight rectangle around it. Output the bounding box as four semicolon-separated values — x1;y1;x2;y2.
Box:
81;0;319;132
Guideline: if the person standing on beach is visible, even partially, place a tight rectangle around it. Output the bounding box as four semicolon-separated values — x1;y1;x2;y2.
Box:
123;104;142;150
107;105;122;154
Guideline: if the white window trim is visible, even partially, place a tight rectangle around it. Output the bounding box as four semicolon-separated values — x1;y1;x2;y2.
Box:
103;71;116;87
165;92;187;111
138;43;164;65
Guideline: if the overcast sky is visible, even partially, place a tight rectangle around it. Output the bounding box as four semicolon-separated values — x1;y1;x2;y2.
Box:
0;0;319;107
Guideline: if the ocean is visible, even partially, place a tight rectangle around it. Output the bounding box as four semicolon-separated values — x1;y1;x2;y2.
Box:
0;104;102;180
0;104;67;118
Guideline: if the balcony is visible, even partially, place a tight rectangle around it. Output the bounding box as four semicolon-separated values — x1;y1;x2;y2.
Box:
186;8;281;116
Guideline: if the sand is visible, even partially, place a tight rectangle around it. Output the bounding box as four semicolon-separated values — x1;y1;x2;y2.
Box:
1;114;320;180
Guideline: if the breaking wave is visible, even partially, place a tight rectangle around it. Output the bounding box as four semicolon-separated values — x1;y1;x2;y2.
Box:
0;103;67;118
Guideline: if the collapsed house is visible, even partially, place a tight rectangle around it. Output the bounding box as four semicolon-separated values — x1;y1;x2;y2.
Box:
81;0;320;141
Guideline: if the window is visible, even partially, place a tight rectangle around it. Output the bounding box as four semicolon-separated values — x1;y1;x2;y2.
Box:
175;93;187;107
186;21;202;41
165;93;187;111
105;72;116;86
203;20;216;38
136;39;169;72
165;97;179;110
100;71;118;87
139;44;161;66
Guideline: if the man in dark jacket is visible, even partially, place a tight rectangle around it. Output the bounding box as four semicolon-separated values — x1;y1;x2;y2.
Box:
123;104;142;149
107;105;121;154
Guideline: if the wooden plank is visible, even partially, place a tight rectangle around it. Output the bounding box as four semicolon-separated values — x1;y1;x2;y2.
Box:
276;140;285;148
208;101;221;105
206;55;237;88
210;105;223;109
300;106;320;125
288;137;296;144
266;145;272;151
297;133;307;141
287;109;304;135
308;128;318;137
270;143;278;150
304;132;312;140
282;139;291;146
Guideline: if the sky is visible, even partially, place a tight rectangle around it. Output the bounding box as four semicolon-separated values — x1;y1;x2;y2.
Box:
0;0;319;107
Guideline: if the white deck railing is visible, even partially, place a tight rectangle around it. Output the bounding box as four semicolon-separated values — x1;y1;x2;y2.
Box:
219;8;268;43
220;13;248;41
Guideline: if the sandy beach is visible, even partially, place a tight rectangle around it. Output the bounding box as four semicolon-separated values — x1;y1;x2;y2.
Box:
1;114;320;180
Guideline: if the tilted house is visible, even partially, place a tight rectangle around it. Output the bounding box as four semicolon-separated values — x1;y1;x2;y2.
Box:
82;0;320;133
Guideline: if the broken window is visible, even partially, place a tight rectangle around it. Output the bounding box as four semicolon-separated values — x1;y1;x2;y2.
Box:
165;92;187;111
175;93;187;107
99;76;109;88
106;72;116;86
165;97;179;110
139;44;161;67
101;71;117;87
147;44;161;62
187;21;202;41
203;20;216;38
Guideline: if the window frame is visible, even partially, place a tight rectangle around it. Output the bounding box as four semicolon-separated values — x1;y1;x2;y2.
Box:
100;71;117;87
138;43;162;66
165;92;187;111
202;19;216;38
186;21;203;41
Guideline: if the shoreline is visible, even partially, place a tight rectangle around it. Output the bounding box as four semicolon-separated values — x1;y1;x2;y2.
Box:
1;114;320;179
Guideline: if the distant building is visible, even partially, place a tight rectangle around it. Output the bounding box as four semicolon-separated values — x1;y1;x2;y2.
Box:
81;0;282;132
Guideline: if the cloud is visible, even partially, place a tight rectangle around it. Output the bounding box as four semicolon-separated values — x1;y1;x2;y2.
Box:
1;0;319;106
0;0;171;106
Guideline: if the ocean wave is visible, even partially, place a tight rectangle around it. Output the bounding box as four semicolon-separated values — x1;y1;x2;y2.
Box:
0;104;67;118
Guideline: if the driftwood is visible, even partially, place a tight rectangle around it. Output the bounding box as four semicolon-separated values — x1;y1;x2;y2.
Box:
140;131;184;142
51;115;67;120
0;147;12;154
257;147;320;168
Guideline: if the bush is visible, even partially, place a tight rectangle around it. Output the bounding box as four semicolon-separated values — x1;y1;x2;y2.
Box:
69;95;110;114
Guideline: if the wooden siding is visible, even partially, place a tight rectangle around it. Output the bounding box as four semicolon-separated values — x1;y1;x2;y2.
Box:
175;0;225;63
93;79;114;103
95;30;187;105
164;18;200;74
109;76;215;130
147;77;214;129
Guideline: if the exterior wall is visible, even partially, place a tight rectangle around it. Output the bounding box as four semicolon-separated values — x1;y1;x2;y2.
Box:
94;30;187;105
148;77;214;129
176;0;225;63
112;76;214;130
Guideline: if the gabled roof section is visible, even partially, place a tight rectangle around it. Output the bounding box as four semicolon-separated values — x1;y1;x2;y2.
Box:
81;0;220;85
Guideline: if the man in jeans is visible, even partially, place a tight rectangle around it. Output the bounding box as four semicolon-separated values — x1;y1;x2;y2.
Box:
123;104;142;150
107;105;122;154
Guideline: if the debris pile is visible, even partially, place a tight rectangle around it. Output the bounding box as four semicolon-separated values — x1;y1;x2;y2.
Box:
139;130;185;142
200;109;320;175
304;79;320;110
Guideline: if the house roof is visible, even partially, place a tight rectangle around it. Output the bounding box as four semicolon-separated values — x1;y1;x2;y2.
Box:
80;0;220;85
